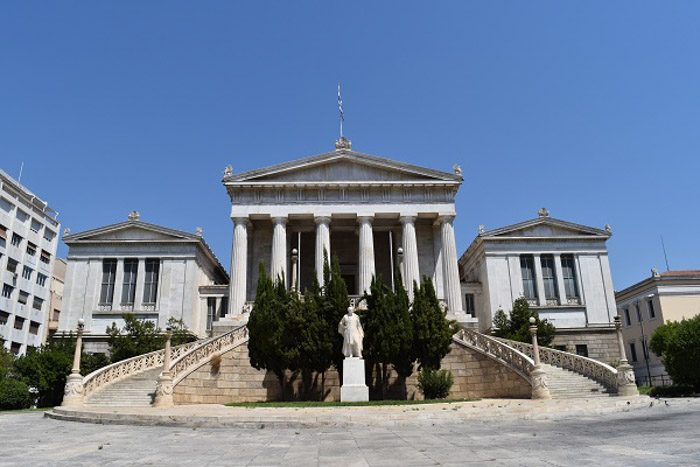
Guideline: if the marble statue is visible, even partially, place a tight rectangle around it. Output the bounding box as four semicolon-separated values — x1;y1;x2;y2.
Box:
338;306;364;358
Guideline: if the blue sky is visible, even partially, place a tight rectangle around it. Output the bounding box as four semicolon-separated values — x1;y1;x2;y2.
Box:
1;1;698;290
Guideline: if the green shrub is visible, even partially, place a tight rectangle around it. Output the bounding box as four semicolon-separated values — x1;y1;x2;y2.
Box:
417;368;454;399
650;315;700;390
0;378;33;410
493;298;556;347
649;384;696;398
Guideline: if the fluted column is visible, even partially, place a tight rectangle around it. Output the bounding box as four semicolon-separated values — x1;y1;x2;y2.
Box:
439;215;463;315
315;216;331;286
270;217;287;287
400;216;420;300
357;216;376;295
229;217;249;317
432;223;445;300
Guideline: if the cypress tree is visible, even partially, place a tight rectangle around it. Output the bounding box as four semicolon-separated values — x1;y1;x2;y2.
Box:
411;277;454;370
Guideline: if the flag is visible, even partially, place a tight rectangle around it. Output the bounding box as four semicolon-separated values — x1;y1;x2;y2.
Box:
337;83;344;122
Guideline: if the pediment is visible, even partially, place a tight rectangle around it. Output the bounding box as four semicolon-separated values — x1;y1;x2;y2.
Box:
483;218;609;239
65;222;197;243
225;150;460;184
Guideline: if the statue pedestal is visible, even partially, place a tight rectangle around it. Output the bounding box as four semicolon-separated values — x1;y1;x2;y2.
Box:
340;357;369;402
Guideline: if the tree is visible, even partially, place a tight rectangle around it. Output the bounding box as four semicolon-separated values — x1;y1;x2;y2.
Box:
493;297;555;347
107;314;163;363
650;315;700;390
319;253;350;375
411;277;455;371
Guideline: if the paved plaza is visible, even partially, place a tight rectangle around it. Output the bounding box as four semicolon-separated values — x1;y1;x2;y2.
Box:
1;399;699;466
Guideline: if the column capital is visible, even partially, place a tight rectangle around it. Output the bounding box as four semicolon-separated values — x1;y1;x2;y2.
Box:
271;216;287;225
232;216;250;227
399;215;417;225
437;214;456;225
357;215;374;225
314;215;332;225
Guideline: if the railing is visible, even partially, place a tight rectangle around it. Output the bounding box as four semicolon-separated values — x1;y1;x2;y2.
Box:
82;340;202;397
170;325;249;386
454;329;535;384
496;337;618;392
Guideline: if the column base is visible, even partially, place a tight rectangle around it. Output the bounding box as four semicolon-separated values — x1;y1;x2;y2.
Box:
530;365;551;399
61;373;84;407
153;373;174;408
340;357;369;402
616;362;640;397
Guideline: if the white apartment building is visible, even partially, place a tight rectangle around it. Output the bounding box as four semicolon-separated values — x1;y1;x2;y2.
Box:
0;169;61;355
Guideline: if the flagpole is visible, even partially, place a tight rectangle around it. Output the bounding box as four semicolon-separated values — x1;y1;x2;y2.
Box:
338;83;344;139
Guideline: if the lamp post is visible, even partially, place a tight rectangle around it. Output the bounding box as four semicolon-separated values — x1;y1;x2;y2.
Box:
62;318;85;407
614;316;639;396
529;316;551;399
396;247;404;291
290;248;298;293
153;325;174;408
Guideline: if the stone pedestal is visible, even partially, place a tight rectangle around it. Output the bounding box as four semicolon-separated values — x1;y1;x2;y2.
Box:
340;357;369;402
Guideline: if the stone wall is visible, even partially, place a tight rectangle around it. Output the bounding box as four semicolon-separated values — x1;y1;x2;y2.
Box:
551;327;620;365
173;341;531;404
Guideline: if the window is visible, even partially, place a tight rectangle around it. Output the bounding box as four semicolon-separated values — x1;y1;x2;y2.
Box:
7;258;18;273
0;310;8;325
629;343;638;362
635;304;642;322
554;345;567;352
0;224;6;240
52;309;60;321
14;316;24;330
30;219;41;233
43;229;56;242
40;250;51;264
121;259;138;305
520;255;537;300
99;259;117;305
143;259;160;304
18;290;29;305
2;284;13;298
648;299;656;319
16;209;29;222
624;308;631;326
29;321;40;335
575;344;589;357
207;297;217;331
464;293;475;314
11;233;22;247
220;297;228;318
0;198;13;213
10;342;20;355
540;255;558;300
26;242;36;256
560;254;579;300
36;273;47;287
32;297;43;311
22;266;32;280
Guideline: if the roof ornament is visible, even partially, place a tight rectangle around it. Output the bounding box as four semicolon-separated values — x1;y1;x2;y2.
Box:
63;227;71;237
195;227;203;237
651;267;660;278
335;136;352;150
453;164;462;176
335;83;352;150
224;165;233;177
537;207;550;218
604;224;612;233
478;224;486;235
128;210;140;221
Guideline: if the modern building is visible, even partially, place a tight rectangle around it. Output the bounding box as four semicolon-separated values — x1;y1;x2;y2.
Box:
458;209;620;363
45;257;67;340
57;212;228;353
0;169;61;355
220;137;474;326
615;269;700;385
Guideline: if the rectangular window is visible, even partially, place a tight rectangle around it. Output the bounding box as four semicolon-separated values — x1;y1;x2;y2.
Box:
52;309;60;321
18;290;29;304
30;219;41;233
560;254;579;300
36;273;47;287
11;233;22;247
121;259;138;305
43;229;56;242
1;284;13;298
14;316;24;330
0;310;9;325
22;266;32;280
220;297;228;318
629;343;638;362
624;308;631;326
10;342;20;354
648;299;656;319
520;255;537;300
7;258;18;273
207;297;217;331
575;344;589;358
540;255;558;300
99;259;117;305
636;304;642;322
16;209;29;222
142;259;160;305
464;293;476;314
32;297;43;310
26;242;37;256
0;224;6;240
40;250;51;264
29;321;40;335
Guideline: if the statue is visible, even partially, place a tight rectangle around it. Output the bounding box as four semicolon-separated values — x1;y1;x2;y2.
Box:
338;306;364;358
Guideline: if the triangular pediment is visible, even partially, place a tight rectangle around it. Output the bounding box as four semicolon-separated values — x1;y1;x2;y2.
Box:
483;217;610;239
65;221;198;243
225;150;461;184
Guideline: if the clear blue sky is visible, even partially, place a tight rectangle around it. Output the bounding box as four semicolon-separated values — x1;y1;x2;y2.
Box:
1;2;698;290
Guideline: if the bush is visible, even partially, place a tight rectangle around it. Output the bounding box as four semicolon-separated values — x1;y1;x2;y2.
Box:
0;379;33;410
493;298;556;347
417;368;454;399
650;315;700;390
648;384;696;398
107;314;198;363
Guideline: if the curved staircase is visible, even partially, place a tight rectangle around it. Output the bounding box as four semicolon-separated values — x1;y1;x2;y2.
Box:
84;368;161;407
543;364;611;399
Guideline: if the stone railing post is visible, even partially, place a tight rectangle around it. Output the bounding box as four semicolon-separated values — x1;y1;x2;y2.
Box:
153;326;174;408
614;316;639;396
61;318;86;407
529;317;551;399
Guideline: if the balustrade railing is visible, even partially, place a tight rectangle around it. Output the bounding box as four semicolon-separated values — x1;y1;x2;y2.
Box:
495;337;618;391
454;328;535;383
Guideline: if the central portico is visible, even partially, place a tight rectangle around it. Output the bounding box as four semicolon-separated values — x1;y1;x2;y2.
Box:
222;138;470;323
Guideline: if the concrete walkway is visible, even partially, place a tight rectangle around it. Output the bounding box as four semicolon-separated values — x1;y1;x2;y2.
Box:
47;395;659;428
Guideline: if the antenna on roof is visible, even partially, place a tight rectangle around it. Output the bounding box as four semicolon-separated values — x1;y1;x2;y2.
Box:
660;235;670;271
18;162;24;184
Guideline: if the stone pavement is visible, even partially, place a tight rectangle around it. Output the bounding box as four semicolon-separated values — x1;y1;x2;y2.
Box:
1;398;699;466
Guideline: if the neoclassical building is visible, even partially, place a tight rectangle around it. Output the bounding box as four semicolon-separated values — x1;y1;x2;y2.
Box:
222;137;474;325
